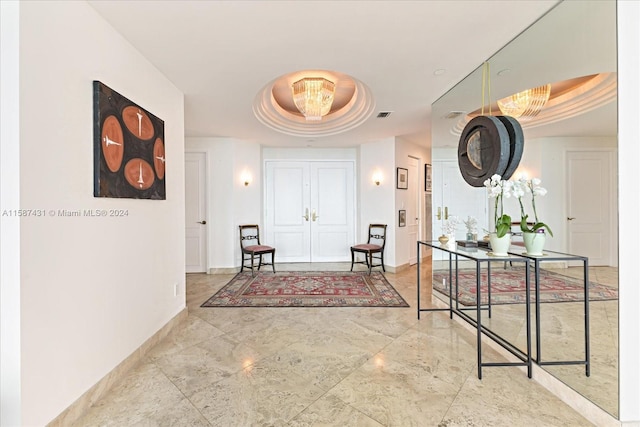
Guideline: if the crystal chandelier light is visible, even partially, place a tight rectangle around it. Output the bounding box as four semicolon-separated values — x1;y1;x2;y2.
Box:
497;84;551;118
291;77;336;121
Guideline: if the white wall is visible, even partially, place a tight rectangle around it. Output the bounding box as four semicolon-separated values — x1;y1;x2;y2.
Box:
1;2;22;426
18;2;185;425
185;141;430;271
359;139;396;266
395;137;430;265
185;140;427;271
617;0;640;423
184;144;362;271
263;147;357;161
185;138;262;270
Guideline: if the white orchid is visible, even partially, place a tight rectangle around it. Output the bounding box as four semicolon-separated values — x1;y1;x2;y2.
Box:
513;176;553;236
483;174;512;237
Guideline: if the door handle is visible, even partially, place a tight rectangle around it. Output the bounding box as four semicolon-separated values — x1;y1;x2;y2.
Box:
198;220;207;225
311;209;318;222
567;217;576;221
444;206;449;220
303;208;309;221
437;207;442;220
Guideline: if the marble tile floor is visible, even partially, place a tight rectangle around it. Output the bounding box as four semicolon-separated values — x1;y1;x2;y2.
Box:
461;265;619;417
74;263;596;426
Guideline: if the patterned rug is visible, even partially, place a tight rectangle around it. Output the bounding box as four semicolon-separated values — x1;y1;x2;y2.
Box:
201;271;409;308
432;268;618;306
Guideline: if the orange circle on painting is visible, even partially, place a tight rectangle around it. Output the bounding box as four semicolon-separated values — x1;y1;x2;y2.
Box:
101;115;124;172
124;158;155;190
122;106;154;140
153;138;165;179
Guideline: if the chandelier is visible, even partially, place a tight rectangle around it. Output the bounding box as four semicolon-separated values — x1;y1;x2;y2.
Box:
497;84;551;118
291;77;336;121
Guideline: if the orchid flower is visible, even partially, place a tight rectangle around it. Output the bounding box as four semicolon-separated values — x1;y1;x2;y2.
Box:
515;177;553;236
484;174;512;237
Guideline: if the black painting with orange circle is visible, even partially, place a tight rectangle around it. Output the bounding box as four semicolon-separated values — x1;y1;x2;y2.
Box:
93;81;166;199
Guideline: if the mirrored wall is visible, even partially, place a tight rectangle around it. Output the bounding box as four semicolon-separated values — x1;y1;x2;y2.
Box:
430;0;618;418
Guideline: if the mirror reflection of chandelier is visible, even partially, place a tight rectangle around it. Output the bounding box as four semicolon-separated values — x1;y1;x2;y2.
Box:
497;84;551;118
291;77;336;121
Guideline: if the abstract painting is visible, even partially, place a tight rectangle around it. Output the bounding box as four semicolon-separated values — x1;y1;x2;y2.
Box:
93;81;165;199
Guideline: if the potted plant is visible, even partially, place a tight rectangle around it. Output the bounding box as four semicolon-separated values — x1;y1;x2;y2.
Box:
483;174;513;255
513;176;553;255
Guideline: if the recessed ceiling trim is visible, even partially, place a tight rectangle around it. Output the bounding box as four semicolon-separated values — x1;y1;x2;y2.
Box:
253;72;376;138
450;73;617;136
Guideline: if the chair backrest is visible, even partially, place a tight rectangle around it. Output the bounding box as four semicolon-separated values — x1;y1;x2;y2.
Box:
239;224;261;249
367;224;387;248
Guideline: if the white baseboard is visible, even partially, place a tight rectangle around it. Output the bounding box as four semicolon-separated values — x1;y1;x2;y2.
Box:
208;267;239;274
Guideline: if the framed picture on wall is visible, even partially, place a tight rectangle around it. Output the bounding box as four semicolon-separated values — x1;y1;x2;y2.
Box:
396;167;408;189
399;210;406;227
93;81;166;200
425;163;432;193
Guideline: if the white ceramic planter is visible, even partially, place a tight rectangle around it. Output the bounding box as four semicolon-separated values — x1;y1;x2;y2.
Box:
489;232;511;256
523;231;546;255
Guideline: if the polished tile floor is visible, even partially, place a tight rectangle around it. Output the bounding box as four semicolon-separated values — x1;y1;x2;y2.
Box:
465;265;619;418
74;263;596;426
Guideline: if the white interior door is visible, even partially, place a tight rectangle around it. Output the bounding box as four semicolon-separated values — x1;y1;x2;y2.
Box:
265;161;354;263
185;152;207;273
407;157;420;265
567;151;614;266
265;162;311;262
309;162;354;262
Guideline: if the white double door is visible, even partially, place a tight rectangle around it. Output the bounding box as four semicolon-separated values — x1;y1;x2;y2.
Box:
265;161;355;263
432;161;488;261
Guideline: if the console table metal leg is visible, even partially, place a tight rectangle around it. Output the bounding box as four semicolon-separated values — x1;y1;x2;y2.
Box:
584;260;591;377
525;260;532;378
535;262;541;363
476;262;482;379
487;262;492;318
417;242;421;320
452;254;457;317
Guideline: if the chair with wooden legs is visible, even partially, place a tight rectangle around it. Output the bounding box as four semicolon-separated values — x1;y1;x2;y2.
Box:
239;224;276;276
350;224;387;274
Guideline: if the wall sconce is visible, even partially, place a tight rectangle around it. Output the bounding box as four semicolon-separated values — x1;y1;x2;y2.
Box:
514;169;530;180
372;171;383;186
240;171;252;186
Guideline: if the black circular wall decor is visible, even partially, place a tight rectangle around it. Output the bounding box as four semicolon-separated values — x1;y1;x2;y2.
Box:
495;115;524;180
457;115;510;187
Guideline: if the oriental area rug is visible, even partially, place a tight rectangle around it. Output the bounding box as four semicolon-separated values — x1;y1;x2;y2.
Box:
201;271;409;308
432;268;618;306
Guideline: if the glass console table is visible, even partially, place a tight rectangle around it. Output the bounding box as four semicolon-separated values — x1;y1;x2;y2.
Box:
509;249;590;376
417;240;532;379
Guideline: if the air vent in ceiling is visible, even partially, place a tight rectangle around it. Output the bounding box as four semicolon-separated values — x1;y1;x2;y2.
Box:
443;111;466;119
376;111;392;118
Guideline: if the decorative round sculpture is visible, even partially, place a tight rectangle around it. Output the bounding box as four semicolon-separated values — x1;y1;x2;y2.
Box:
495;115;524;180
457;116;510;187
